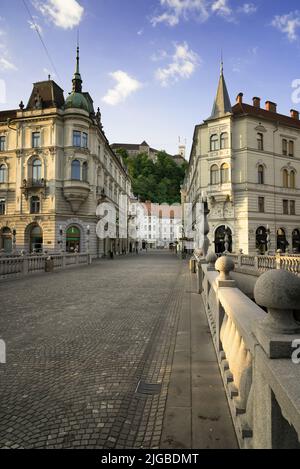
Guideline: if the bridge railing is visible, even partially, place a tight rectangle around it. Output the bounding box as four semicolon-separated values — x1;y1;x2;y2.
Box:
0;253;92;280
225;252;300;276
196;254;300;449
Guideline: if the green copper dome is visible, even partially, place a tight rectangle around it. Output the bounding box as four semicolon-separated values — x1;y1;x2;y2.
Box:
65;92;89;112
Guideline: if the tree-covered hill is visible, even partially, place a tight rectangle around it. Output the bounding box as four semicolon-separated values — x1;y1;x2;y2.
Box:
116;149;188;205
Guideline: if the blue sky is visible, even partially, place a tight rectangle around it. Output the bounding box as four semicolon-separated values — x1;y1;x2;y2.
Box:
1;0;300;156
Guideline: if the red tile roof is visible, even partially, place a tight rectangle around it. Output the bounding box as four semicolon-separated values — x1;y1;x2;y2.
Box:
232;102;300;130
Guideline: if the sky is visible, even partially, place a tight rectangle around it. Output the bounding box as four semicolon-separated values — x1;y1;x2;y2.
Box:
1;0;300;157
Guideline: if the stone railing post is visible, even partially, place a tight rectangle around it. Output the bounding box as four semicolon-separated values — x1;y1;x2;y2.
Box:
22;257;29;276
215;256;236;288
238;249;243;268
276;250;282;270
252;270;300;448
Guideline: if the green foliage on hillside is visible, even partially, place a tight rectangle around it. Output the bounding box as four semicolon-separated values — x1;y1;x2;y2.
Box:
117;149;188;205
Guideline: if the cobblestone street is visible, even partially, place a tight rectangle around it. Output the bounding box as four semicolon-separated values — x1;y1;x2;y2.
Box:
0;252;187;449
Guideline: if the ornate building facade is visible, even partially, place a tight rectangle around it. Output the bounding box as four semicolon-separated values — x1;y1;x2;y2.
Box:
182;64;300;255
0;48;133;257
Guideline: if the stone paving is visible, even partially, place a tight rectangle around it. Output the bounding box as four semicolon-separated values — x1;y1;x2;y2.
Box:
0;251;186;449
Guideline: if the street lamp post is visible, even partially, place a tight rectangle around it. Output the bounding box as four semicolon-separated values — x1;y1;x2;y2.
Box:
59;225;63;252
86;225;90;254
266;225;271;255
12;229;17;255
201;191;210;258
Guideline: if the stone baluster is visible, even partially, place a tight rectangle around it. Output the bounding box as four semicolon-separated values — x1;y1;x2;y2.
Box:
252;270;300;448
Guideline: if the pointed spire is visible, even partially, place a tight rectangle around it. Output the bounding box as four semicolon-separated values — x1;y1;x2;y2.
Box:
209;60;232;120
72;44;82;93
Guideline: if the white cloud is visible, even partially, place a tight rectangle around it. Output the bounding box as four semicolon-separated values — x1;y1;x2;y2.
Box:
155;42;200;87
151;0;258;26
272;11;300;42
211;0;231;17
0;57;17;71
33;0;84;29
239;3;257;15
151;0;210;27
28;18;43;35
102;71;143;106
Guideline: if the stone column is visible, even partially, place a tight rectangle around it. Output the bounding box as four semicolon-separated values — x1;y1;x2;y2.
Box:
252;270;300;448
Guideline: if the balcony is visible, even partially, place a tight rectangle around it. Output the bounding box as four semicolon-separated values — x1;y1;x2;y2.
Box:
21;179;47;199
207;183;233;204
63;180;90;213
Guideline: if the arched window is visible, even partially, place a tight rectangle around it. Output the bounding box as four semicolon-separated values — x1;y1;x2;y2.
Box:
32;159;42;182
210;134;219;151
277;228;288;252
292;229;300;253
290;170;296;189
66;226;81;253
257;133;264;151
258;165;264;184
210;164;219;185
82;162;88;182
221;163;230;184
30;196;40;214
283;169;289;188
71;160;81;180
220;132;229;150
0;164;7;183
30;225;43;253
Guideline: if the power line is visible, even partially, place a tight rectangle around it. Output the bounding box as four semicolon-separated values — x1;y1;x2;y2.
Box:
22;0;62;82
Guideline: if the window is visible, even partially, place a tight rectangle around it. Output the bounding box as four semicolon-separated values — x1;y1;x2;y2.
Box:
220;132;229;150
0;199;5;215
210;165;219;185
257;133;264;151
290;170;296;189
290;200;296;215
30;196;40;214
258;197;265;213
32;132;41;148
283;200;289;215
258;165;264;184
32;159;42;181
0;136;5;151
210;134;219;151
282;139;287;156
0;164;7;183
71;160;81;180
73;131;81;147
82;162;88;182
289;140;294;157
82;132;88;149
283;169;289;188
221;163;230;184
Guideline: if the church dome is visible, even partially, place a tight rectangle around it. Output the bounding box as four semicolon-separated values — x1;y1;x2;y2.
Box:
65;92;89;112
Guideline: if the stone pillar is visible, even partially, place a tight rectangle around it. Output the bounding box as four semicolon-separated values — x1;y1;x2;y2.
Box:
215;256;236;288
252;270;300;449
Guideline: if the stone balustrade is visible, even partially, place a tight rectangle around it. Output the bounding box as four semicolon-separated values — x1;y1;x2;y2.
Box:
196;254;300;449
0;253;92;280
226;252;300;276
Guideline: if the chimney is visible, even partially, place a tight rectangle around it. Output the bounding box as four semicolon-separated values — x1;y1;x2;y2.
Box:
253;97;261;108
265;101;277;113
290;109;299;120
236;92;243;104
